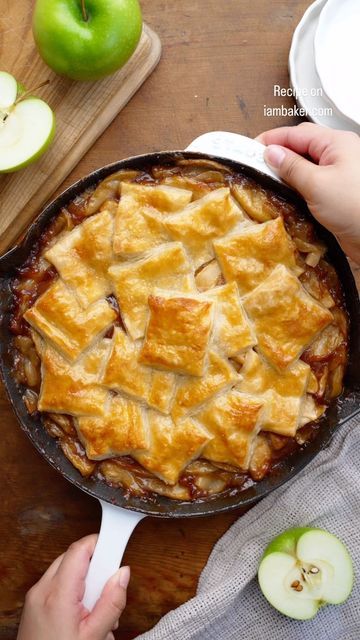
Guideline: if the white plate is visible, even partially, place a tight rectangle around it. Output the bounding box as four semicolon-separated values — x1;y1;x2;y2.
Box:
314;0;360;127
289;0;360;133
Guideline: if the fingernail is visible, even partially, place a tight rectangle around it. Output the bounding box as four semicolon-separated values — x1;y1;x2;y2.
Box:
264;145;286;169
118;565;130;589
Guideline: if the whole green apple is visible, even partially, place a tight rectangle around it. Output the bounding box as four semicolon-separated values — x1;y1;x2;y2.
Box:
32;0;143;81
258;527;353;620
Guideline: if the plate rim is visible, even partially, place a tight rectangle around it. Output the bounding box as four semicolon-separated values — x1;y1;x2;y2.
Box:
314;0;360;127
288;0;359;133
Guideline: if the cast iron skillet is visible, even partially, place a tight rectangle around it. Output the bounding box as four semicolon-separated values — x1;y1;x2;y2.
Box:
0;138;359;607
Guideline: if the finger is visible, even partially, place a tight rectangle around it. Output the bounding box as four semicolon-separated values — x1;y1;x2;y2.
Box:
256;123;335;163
84;566;130;639
263;145;319;198
256;123;321;147
53;534;98;601
36;552;66;589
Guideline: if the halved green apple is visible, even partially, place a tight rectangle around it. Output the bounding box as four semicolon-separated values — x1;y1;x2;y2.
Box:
258;527;353;620
0;71;55;173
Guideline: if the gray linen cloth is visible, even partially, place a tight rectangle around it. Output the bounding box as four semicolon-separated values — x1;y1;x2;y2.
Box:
138;414;360;640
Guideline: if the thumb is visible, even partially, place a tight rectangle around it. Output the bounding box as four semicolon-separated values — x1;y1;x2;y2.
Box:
84;566;130;639
264;144;317;199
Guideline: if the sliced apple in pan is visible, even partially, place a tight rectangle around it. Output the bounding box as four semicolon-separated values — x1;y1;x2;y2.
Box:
0;71;55;173
258;527;353;620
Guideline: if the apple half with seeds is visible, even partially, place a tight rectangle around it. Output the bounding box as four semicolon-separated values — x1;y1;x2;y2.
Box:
258;527;353;620
0;71;55;173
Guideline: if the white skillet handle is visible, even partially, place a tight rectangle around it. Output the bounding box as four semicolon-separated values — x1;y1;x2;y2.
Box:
186;131;281;182
83;500;145;611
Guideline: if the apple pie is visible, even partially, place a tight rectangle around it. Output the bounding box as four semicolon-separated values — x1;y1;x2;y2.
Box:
10;158;349;501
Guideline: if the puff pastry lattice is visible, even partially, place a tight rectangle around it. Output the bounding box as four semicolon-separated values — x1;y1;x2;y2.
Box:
15;159;348;499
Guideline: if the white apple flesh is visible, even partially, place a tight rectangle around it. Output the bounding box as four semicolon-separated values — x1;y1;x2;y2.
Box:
0;71;17;110
258;528;353;620
0;71;55;173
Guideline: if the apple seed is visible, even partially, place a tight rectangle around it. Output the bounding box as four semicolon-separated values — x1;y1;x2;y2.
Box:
290;580;304;592
310;566;320;574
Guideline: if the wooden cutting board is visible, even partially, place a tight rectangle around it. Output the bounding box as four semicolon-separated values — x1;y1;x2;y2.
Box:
0;3;161;255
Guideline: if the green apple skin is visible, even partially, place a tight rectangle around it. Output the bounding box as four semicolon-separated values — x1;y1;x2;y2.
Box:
32;0;143;81
262;527;313;559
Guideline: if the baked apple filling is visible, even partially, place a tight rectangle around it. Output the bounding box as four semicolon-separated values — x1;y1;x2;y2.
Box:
10;158;349;501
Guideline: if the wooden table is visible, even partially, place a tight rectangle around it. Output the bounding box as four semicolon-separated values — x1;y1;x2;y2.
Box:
0;1;359;638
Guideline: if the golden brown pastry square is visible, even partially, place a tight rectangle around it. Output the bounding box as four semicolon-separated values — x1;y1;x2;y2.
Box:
165;187;244;268
24;279;117;362
79;338;112;381
147;371;177;415
171;351;239;421
113;183;192;257
243;265;333;370
37;343;108;416
197;389;264;470
45;210;114;308
213;216;302;294
108;242;195;340
139;291;214;376
205;282;256;356
238;349;311;436
119;182;193;212
132;411;211;484
102;328;176;413
77;394;149;460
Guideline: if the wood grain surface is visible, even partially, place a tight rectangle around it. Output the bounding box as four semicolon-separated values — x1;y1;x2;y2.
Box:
0;1;359;639
0;12;161;254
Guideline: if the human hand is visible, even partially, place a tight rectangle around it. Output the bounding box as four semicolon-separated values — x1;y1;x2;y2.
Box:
17;535;130;640
257;123;360;264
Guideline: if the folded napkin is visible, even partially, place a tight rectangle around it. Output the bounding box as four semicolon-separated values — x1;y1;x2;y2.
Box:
138;414;360;640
